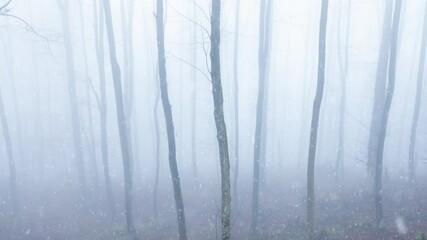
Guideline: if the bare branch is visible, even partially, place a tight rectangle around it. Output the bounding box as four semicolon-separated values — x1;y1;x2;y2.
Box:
2;13;53;50
166;0;210;37
200;28;211;75
166;51;211;83
87;77;102;111
0;0;13;13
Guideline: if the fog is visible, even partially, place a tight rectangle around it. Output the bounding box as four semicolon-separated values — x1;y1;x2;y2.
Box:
1;0;427;239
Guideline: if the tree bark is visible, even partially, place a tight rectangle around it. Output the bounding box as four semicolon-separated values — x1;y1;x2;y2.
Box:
155;1;187;239
102;0;135;235
307;1;329;239
93;0;116;219
408;0;427;185
375;0;402;227
210;1;231;239
58;0;86;197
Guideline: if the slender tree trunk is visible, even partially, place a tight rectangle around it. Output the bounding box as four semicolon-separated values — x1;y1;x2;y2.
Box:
307;1;329;239
259;0;273;188
79;0;100;195
408;0;427;185
155;1;187;239
58;0;86;197
0;90;18;214
2;35;24;174
102;0;135;235
153;68;161;219
335;0;351;183
210;1;231;239
232;0;240;207
251;0;272;232
367;0;393;178
375;0;402;227
93;0;116;219
190;0;199;187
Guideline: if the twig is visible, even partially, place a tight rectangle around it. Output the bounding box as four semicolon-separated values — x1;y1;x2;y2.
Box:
166;0;210;37
3;13;52;51
166;51;211;83
0;0;12;13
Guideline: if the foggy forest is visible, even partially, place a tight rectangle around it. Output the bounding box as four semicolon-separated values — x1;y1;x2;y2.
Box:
0;0;427;239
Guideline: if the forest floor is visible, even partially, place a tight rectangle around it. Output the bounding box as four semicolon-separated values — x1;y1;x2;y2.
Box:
0;169;426;240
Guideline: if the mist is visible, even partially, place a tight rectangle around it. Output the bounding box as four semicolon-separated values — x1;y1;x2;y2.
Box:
1;0;427;239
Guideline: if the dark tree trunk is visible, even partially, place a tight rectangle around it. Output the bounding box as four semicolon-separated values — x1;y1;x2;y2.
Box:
408;0;427;185
375;0;402;227
0;90;18;214
210;0;231;239
58;0;87;197
155;1;187;239
307;0;329;239
102;0;135;236
367;0;393;178
93;0;115;219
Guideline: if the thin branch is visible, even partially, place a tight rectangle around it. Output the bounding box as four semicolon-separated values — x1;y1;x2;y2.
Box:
166;0;210;37
0;0;13;13
3;13;52;50
190;0;210;23
88;77;101;111
200;28;211;75
166;51;211;83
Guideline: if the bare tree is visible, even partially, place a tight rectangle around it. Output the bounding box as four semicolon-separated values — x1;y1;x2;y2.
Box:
335;0;351;183
408;0;427;185
367;0;393;178
251;0;272;232
210;0;231;239
0;90;17;214
93;0;115;219
155;0;187;239
102;0;135;236
57;0;87;197
375;0;402;227
79;0;100;195
307;0;329;239
232;0;240;206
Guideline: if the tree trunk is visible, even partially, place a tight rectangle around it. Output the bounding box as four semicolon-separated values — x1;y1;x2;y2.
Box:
102;0;135;235
0;90;18;214
367;0;393;178
307;1;329;239
155;1;187;239
335;0;351;183
58;0;86;197
190;0;199;187
93;0;115;219
79;0;100;196
251;0;272;232
210;1;231;239
375;0;402;227
232;0;240;207
408;0;427;185
153;66;161;219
